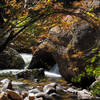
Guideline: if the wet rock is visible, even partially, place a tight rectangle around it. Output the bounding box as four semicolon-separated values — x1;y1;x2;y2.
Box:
15;69;34;80
28;88;40;94
49;93;60;99
6;89;23;100
1;79;12;92
24;97;29;100
35;97;43;100
96;76;100;81
56;85;64;93
1;78;11;84
0;92;9;100
43;83;57;91
91;76;100;87
28;93;35;100
44;87;56;94
0;47;25;69
90;76;100;97
95;97;100;100
15;68;44;80
43;83;57;94
64;87;78;94
35;92;52;100
77;89;93;100
21;91;28;99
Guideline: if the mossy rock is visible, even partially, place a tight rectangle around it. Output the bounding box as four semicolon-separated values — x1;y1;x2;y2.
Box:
90;80;100;96
0;47;25;69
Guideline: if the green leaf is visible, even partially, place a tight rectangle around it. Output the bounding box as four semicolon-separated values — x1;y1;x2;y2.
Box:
91;56;96;63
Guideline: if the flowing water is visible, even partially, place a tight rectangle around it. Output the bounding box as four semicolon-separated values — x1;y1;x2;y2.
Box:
21;53;33;69
45;64;62;78
21;53;62;78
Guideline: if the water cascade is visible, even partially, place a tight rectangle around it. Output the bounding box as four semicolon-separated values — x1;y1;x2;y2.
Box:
21;53;62;78
0;53;61;78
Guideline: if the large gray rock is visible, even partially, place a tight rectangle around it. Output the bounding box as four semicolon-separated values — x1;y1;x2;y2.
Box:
0;47;25;69
28;0;100;88
28;18;99;87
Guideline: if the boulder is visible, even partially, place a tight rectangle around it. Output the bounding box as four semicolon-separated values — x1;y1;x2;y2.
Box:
6;89;23;100
0;92;9;100
21;91;28;99
28;16;99;87
15;68;44;80
0;47;25;69
28;93;35;100
28;0;100;88
77;89;93;100
43;83;57;94
1;79;12;92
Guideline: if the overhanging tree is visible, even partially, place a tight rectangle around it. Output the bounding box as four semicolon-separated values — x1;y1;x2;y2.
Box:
0;0;99;53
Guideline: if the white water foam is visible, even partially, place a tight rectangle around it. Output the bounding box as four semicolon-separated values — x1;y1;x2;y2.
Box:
45;64;61;78
20;53;33;68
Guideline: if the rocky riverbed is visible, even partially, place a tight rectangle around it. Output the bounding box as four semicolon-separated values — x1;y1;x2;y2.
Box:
0;77;100;100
